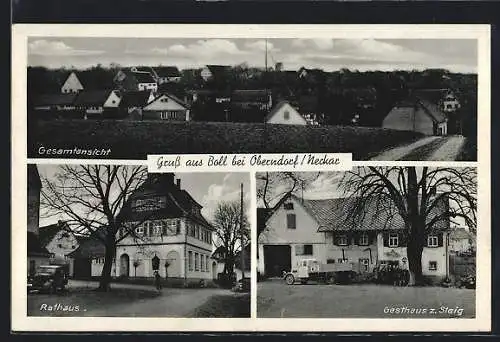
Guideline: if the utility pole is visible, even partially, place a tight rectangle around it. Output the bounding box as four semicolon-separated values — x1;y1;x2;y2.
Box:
240;183;245;280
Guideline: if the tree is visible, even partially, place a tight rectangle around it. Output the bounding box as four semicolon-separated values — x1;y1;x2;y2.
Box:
212;201;249;278
133;259;141;278
40;165;150;292
339;167;477;285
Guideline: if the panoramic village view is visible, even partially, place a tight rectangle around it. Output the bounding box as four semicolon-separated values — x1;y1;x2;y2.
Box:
256;169;477;318
27;38;477;160
27;165;251;317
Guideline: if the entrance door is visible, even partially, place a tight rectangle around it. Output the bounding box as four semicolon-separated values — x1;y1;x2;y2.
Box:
120;254;130;277
212;261;218;280
263;245;291;277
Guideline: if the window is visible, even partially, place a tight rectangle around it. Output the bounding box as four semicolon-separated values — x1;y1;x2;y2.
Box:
286;214;296;229
429;261;437;271
201;255;205;272
283;110;290;120
176;220;181;234
152;221;162;236
284;202;294;210
135;226;144;235
358;233;369;246
195;226;200;239
336;234;349;246
427;235;439;247
388;233;399;247
195;253;199;271
188;251;193;271
326;259;336;264
132;197;166;212
206;256;209;272
165;220;177;236
296;244;313;256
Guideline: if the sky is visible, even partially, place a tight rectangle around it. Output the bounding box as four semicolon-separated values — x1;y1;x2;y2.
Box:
37;165;251;227
28;37;478;73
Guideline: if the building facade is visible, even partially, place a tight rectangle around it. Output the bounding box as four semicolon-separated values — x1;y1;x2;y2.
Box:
115;173;216;283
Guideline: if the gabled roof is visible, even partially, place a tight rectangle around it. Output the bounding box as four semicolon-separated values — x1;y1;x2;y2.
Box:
134;72;157;84
74;90;114;106
28;232;51;257
264;101;306;123
146;93;188;108
392;96;447;124
125;174;213;230
205;65;231;77
132;66;155;74
154;66;181;78
259;193;449;233
67;235;105;258
33;93;78;107
63;70;115;90
120;91;151;108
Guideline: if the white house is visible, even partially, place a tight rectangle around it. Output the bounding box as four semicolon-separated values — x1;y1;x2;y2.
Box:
152;66;182;84
142;93;190;121
61;72;84;93
115;173;216;283
258;194;450;280
265;101;307;125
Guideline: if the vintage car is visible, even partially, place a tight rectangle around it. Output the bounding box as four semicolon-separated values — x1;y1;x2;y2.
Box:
27;265;69;294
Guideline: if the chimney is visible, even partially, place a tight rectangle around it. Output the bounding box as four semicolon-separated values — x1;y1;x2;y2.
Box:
176;178;181;189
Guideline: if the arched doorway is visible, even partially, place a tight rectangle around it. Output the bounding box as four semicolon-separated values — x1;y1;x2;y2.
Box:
120;254;130;277
165;251;181;278
212;261;218;280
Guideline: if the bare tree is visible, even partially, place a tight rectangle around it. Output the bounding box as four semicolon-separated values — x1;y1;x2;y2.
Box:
40;165;150;292
340;166;477;285
212;201;249;277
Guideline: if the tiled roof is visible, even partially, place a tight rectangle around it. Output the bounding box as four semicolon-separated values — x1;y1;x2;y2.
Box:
27;232;51;257
134;72;156;84
67;234;105;258
120;91;151;108
393;96;447;124
74;90;113;106
206;65;231;78
154;66;181;78
33;93;78;107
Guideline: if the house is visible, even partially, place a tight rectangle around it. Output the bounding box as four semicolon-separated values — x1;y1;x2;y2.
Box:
265;101;307;125
152;66;182;84
38;221;79;276
448;227;476;255
142;93;190;121
119;90;155;119
231;89;272;111
115;173;216;283
382;97;448;136
200;65;231;82
114;69;158;93
61;71;84;93
186;89;231;105
32;93;79;118
27;165;51;276
258;194;450;280
74;90;122;118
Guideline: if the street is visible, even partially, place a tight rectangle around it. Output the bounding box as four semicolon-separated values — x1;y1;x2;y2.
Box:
370;136;467;161
28;279;248;317
257;280;475;318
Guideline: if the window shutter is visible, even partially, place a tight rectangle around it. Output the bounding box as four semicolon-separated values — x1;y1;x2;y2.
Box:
383;233;389;247
438;233;444;247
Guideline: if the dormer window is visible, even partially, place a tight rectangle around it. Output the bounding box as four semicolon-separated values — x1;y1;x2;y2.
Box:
336;234;348;246
358;233;369;246
388;233;399;248
284;202;294;210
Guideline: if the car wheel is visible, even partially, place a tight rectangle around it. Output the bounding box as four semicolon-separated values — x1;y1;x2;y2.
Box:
327;274;336;285
285;274;295;285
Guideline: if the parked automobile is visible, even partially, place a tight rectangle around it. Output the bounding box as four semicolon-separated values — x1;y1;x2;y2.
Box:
282;258;356;285
27;265;68;294
373;261;409;286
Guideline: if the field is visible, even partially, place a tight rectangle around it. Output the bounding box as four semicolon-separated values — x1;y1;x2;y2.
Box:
28;119;423;160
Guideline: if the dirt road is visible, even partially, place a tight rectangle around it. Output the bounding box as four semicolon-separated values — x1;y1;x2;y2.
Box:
370;136;467;161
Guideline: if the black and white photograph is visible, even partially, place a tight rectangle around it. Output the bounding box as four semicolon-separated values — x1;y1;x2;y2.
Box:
27;36;478;161
256;168;477;318
27;164;251;317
